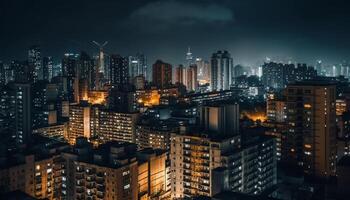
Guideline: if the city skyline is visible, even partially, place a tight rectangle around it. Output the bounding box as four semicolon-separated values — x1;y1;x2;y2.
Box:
1;1;350;200
1;0;350;66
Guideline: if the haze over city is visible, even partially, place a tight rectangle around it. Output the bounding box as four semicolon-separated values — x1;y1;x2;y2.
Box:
1;0;350;65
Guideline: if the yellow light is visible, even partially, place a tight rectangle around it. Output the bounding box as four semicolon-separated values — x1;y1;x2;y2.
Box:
304;144;312;148
304;104;311;108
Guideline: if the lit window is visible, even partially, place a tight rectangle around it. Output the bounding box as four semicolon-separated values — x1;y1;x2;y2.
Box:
304;104;311;108
124;184;130;189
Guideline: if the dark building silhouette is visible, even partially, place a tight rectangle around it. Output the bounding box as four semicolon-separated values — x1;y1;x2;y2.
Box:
109;54;129;86
152;60;172;88
284;81;337;178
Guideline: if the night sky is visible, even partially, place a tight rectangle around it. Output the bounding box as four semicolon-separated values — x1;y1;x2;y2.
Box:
1;0;350;66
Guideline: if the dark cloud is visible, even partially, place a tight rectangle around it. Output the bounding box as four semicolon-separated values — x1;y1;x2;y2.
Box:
0;0;350;66
129;0;234;27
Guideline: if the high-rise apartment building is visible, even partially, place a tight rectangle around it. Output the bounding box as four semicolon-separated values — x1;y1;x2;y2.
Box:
210;50;233;91
0;138;68;200
98;110;139;144
62;140;139;199
199;103;240;135
62;53;79;102
14;83;32;144
109;54;129;86
42;56;53;81
262;62;317;89
174;64;198;91
187;64;198;92
152;60;172;89
266;93;286;123
107;85;137;113
170;129;276;198
68;102;91;144
137;148;169;199
28;45;42;82
175;64;186;86
136;121;176;150
284;81;337;178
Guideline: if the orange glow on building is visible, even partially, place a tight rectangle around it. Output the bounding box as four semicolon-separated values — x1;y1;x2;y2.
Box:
137;90;161;107
86;90;107;105
242;111;267;122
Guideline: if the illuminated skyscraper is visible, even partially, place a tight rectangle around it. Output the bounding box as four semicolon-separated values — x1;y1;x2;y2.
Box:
42;56;53;81
128;53;148;81
68;102;91;144
186;47;193;66
109;54;129;86
28;45;42;82
62;53;79;102
14;83;32;144
210;50;233;91
196;58;210;85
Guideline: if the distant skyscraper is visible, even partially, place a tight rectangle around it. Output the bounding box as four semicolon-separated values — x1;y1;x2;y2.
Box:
62;53;78;77
128;53;148;81
196;58;210;85
62;53;79;102
42;56;53;81
186;47;193;66
109;54;129;86
52;63;62;77
133;75;145;90
186;64;198;91
210;50;233;91
14;83;32;144
11;60;32;83
175;64;186;85
152;60;172;88
28;45;42;82
285;81;337;178
78;52;95;90
234;65;244;78
315;60;323;75
92;41;108;90
262;62;317;89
